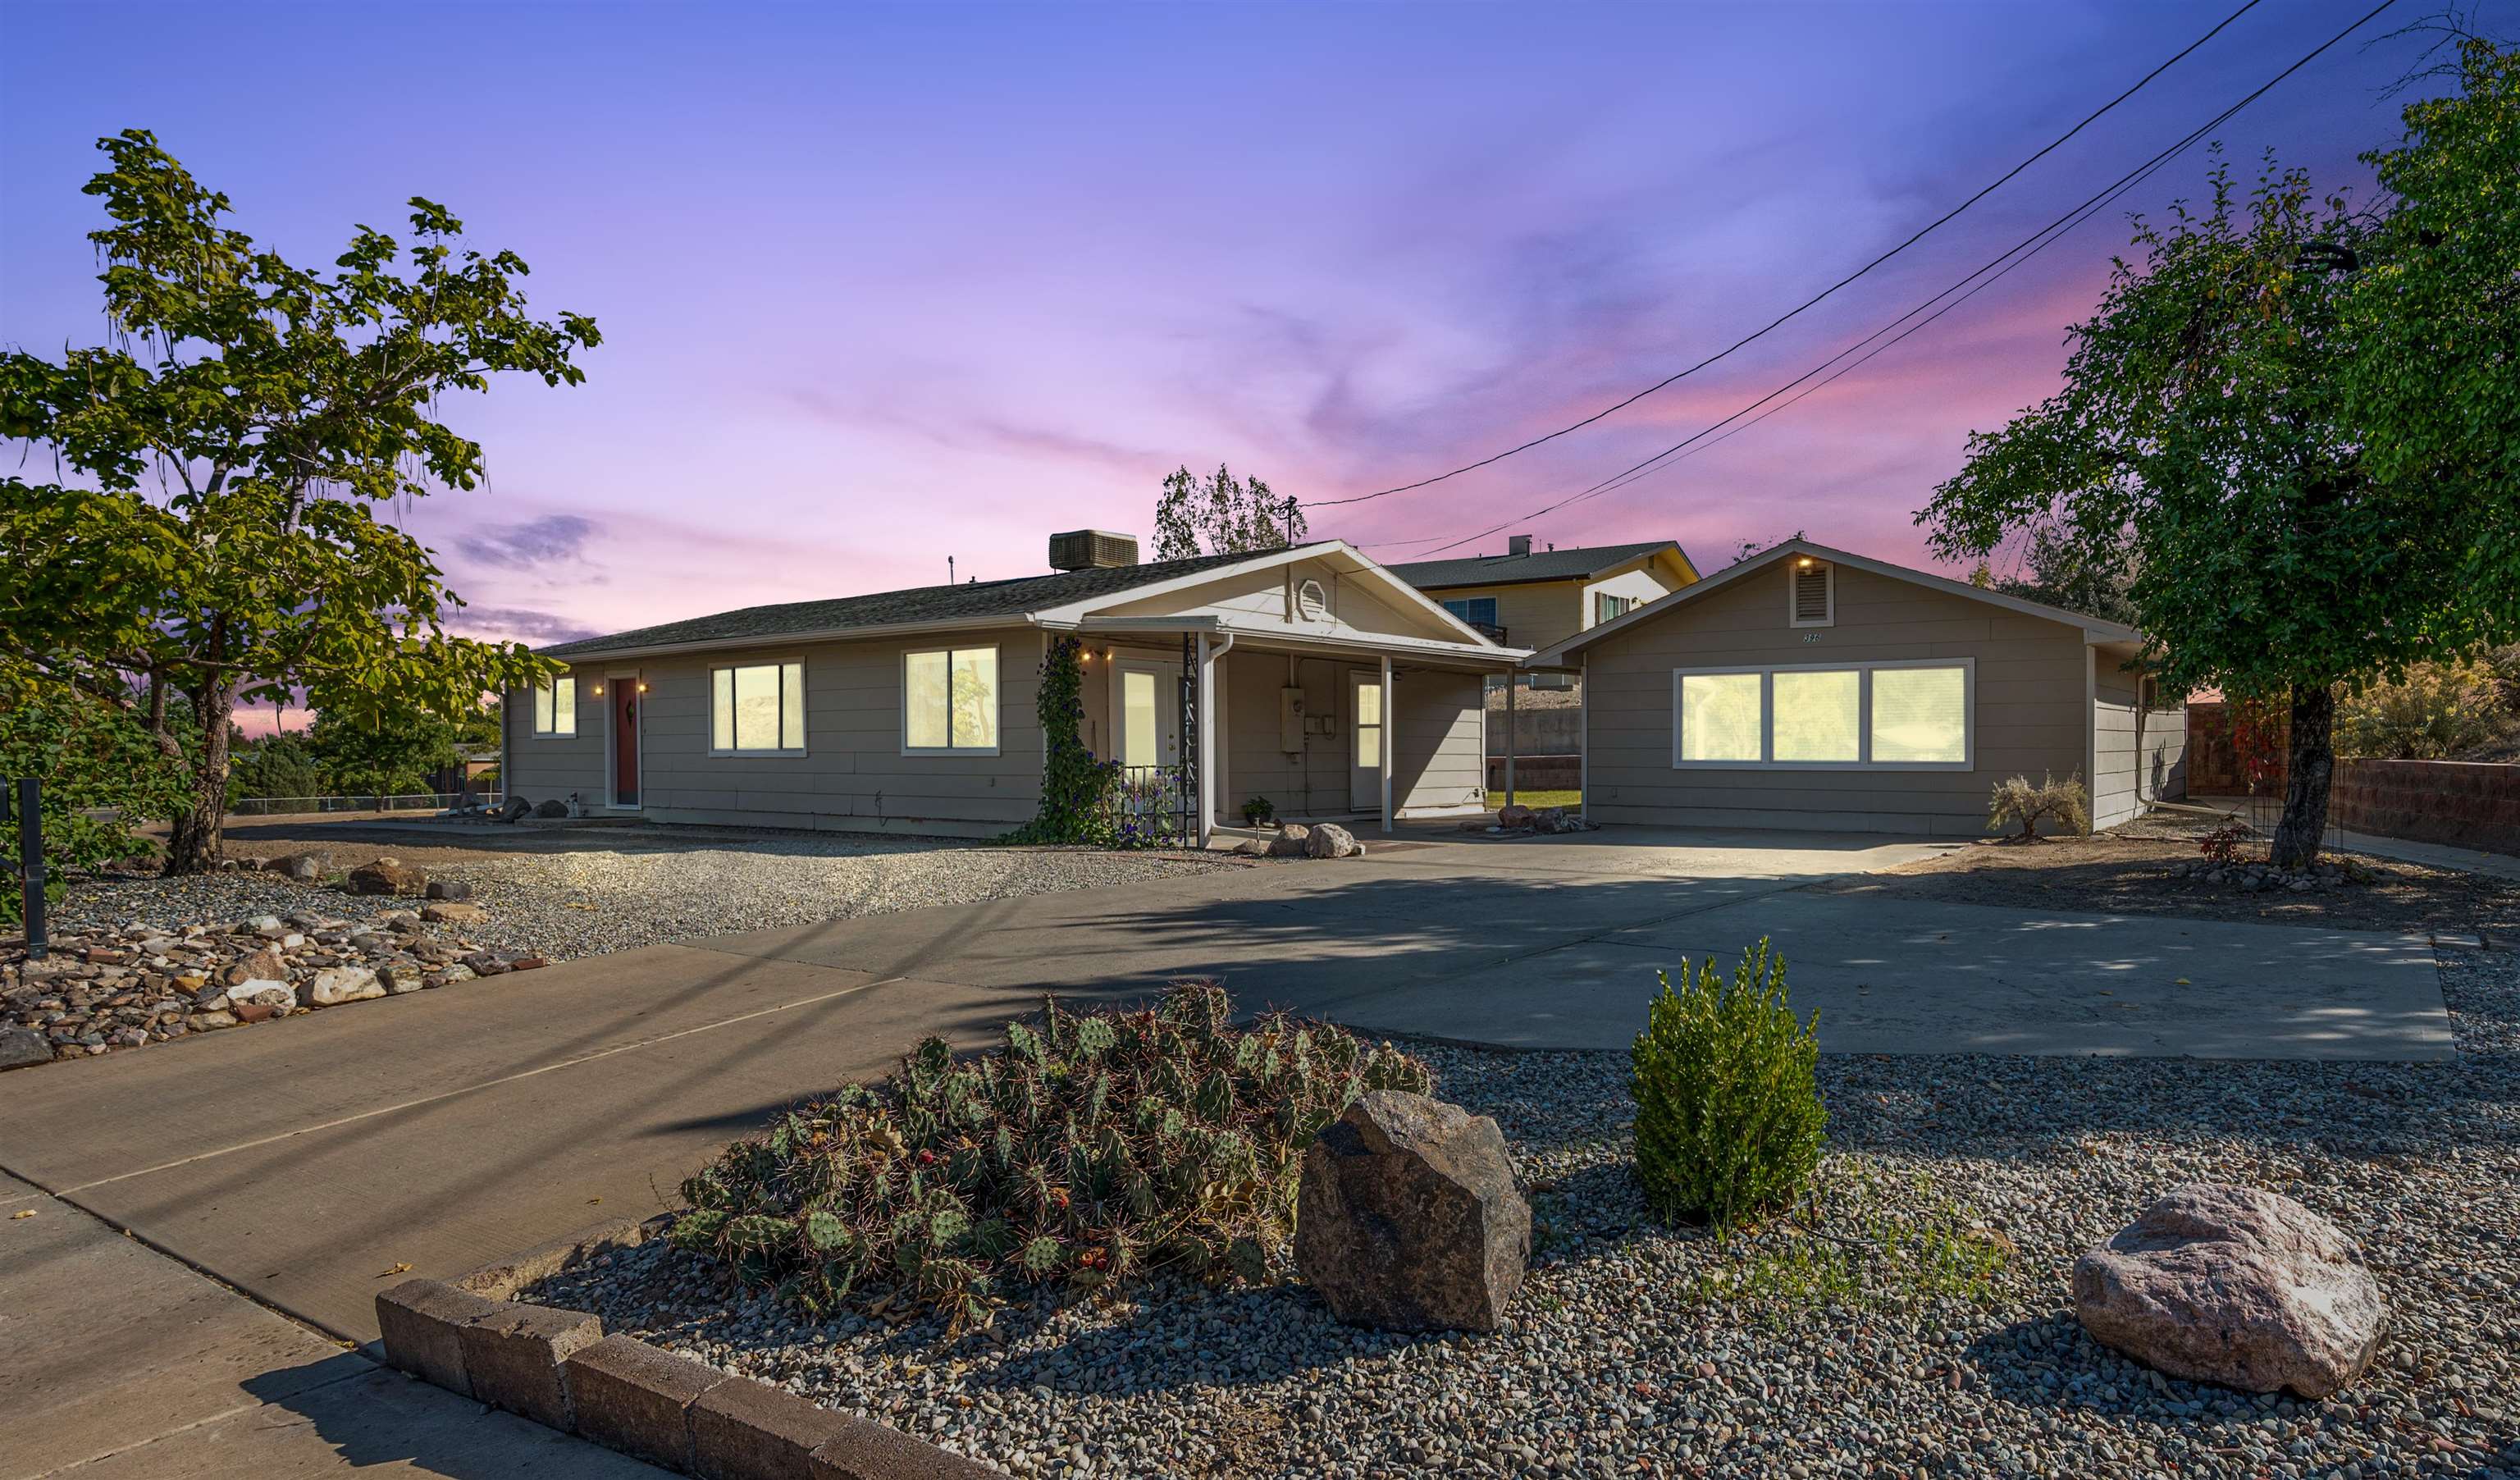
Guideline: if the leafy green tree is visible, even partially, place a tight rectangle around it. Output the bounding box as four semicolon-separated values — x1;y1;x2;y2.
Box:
0;130;597;872
0;678;194;924
226;730;326;806
1920;147;2510;867
1151;464;1306;560
1990;523;2139;627
306;704;462;797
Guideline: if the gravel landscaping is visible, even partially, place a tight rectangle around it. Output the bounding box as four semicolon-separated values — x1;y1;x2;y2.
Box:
533;948;2520;1480
3;836;1231;1067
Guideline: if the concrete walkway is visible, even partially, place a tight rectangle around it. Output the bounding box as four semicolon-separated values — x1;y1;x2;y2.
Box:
0;1172;660;1478
0;826;2457;1475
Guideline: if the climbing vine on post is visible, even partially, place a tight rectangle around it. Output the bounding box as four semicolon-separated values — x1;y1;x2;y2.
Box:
1007;636;1119;845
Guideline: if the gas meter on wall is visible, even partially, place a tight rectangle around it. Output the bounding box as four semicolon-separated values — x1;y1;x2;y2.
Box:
1280;687;1306;753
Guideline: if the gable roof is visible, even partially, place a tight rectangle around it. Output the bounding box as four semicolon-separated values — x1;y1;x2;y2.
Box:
1386;539;1694;591
540;546;1280;660
1523;537;2141;666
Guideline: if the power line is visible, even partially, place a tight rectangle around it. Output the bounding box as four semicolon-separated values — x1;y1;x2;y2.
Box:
1376;0;2400;562
1305;0;2267;511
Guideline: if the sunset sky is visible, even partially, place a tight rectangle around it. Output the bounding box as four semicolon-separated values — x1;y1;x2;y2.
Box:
2;0;2440;692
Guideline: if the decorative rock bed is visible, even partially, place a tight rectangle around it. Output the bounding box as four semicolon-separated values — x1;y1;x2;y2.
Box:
532;946;2520;1478
2;900;543;1066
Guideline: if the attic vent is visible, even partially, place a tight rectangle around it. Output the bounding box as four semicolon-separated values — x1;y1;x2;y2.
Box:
1294;578;1330;622
1048;530;1139;571
1789;559;1834;628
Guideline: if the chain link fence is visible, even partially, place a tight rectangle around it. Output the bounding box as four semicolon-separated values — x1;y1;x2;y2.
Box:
226;791;504;817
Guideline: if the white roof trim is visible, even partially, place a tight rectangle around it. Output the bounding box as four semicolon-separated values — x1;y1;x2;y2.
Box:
1035;538;1501;647
1523;537;2140;666
1074;613;1527;663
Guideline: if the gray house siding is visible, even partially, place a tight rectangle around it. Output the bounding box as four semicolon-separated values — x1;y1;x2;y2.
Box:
2093;668;2186;829
502;683;605;807
1582;563;2094;837
1390;669;1486;815
508;625;1045;839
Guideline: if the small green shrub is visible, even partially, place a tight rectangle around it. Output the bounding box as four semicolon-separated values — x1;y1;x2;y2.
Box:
1986;771;2089;840
1630;940;1825;1230
1240;794;1275;825
669;983;1431;1329
2336;659;2515;760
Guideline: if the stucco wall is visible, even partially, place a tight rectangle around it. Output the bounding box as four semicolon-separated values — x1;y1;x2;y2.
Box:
1579;561;2094;837
508;626;1046;839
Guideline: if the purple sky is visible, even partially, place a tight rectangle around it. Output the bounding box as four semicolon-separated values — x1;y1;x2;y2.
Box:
2;1;2435;674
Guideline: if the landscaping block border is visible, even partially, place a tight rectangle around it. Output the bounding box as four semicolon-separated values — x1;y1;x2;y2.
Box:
370;1223;1002;1478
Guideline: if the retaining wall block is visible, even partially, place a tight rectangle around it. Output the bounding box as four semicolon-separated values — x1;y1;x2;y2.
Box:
693;1377;852;1480
457;1300;606;1431
564;1333;731;1473
809;1413;1007;1478
375;1278;502;1398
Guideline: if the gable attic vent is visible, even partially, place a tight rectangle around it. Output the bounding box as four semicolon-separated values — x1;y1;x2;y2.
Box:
1048;530;1139;571
1789;557;1834;628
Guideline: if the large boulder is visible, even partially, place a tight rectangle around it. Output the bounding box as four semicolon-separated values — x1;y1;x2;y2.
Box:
1496;803;1536;829
268;852;329;883
533;798;571;820
495;796;533;824
1296;1090;1530;1332
424;879;473;902
0;1025;54;1071
1266;824;1312;859
2072;1183;2387;1398
1303;822;1362;859
303;966;386;1007
346;859;428;897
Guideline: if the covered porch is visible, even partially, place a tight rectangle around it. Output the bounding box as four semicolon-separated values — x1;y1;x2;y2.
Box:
1058;615;1522;847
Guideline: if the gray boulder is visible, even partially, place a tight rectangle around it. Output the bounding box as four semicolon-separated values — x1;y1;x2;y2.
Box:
423;879;473;902
2073;1183;2386;1398
0;1025;56;1071
495;796;533;823
1266;823;1312;859
533;798;570;820
1296;1090;1529;1332
268;852;329;883
1304;821;1362;859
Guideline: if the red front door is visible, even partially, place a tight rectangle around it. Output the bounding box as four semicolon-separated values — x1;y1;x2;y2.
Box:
614;678;640;806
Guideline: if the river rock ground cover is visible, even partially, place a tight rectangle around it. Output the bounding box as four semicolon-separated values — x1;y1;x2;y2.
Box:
534;946;2520;1480
4;833;1231;1067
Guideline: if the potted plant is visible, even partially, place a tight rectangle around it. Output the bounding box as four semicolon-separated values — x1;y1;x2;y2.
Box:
1240;794;1276;828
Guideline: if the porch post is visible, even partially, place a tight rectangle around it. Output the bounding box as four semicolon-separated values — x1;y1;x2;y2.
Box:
1195;632;1215;849
1504;669;1518;807
1379;653;1394;834
1578;653;1591;823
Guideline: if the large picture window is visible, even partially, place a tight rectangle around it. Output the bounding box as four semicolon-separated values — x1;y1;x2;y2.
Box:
711;661;806;755
532;675;577;738
904;646;998;753
1671;660;1971;770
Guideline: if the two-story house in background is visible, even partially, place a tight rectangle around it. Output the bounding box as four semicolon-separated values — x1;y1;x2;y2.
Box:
1388;536;1699;795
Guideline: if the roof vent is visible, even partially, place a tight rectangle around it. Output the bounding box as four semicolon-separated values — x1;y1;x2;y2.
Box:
1790;558;1834;627
1048;530;1139;571
1508;533;1532;558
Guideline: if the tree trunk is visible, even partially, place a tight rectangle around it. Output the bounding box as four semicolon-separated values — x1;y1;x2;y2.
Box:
2268;683;2336;870
164;683;235;875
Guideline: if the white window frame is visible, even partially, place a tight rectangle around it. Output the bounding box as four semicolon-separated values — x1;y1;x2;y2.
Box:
531;674;578;738
1669;657;1974;772
900;644;1002;756
708;658;810;758
1787;560;1836;628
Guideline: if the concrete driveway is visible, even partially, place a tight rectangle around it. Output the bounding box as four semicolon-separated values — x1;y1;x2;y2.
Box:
0;825;2454;1386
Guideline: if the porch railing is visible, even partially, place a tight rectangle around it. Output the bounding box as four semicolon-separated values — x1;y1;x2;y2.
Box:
1102;764;1191;847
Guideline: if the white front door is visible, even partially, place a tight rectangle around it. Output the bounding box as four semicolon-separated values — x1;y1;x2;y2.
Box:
1348;669;1383;812
1113;660;1182;770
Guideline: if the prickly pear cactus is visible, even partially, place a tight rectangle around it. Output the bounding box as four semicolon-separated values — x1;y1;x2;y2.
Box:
666;983;1434;1330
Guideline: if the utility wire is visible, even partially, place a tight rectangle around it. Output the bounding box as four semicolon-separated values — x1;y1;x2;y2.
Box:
1376;0;2400;562
1306;0;2266;511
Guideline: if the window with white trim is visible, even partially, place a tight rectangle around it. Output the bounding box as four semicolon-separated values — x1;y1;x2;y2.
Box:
903;646;998;753
1594;592;1636;625
1672;660;1972;769
531;675;578;738
710;661;806;755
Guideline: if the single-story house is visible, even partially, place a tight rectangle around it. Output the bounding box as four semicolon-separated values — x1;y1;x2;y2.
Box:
1522;538;2185;836
503;534;1524;843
